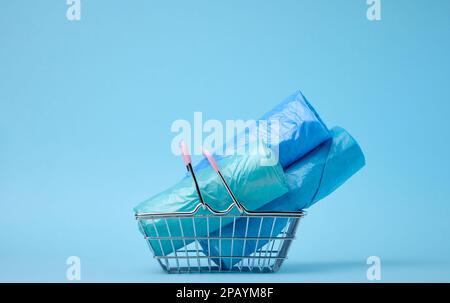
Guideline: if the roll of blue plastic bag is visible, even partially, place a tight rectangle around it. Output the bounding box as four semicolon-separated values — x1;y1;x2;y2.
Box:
194;90;330;171
134;144;289;256
199;126;365;269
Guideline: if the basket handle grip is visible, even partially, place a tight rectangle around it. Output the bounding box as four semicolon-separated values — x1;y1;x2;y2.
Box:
201;148;219;172
179;140;191;166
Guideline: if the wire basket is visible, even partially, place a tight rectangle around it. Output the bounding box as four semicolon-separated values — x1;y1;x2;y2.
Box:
135;203;304;273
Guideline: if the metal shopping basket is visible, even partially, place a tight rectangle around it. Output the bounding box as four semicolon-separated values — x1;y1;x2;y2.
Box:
135;202;304;273
135;144;304;273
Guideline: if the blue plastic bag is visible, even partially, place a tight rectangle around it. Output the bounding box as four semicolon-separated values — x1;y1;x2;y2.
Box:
199;126;366;269
194;90;330;171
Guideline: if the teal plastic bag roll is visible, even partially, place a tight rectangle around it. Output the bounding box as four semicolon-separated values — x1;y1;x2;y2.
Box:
199;126;365;269
134;145;289;256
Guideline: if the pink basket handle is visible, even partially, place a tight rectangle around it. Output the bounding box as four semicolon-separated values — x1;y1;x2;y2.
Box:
179;140;191;166
201;148;219;172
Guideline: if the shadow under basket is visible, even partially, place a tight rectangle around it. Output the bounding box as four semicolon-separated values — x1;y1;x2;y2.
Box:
135;203;304;273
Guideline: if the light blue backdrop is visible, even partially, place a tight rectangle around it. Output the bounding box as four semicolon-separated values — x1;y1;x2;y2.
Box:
1;0;450;282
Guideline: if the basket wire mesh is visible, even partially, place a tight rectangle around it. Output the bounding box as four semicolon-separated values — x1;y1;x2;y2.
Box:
136;204;303;273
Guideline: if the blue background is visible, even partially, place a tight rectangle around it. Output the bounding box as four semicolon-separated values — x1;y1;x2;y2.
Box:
1;0;450;282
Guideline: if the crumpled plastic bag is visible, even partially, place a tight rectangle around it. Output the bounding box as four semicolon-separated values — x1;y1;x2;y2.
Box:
134;144;289;256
